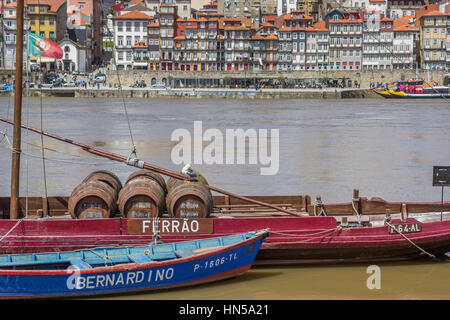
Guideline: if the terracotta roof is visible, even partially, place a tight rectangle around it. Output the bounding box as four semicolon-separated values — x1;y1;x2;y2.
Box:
278;27;292;32
421;10;448;17
4;2;17;9
113;10;153;20
25;0;66;12
259;23;277;28
312;20;328;31
393;15;417;30
58;38;87;49
224;26;250;30
394;25;418;31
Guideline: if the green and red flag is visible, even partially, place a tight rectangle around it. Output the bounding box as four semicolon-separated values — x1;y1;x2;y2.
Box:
28;32;63;59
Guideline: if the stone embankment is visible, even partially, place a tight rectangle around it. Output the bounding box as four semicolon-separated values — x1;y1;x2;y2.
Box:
19;87;379;99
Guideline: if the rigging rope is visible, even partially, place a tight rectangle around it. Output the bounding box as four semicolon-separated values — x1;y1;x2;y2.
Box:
0;94;11;145
351;197;362;224
104;21;137;157
269;227;340;238
313;198;327;216
0;219;23;243
384;220;438;260
35;0;49;210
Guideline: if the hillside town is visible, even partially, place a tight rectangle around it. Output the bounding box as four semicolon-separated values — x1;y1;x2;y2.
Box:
0;0;449;74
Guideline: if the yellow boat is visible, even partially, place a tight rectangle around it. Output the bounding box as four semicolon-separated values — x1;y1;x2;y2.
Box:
372;89;392;98
387;89;405;98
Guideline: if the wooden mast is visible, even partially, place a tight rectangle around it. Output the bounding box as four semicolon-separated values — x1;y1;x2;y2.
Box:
10;0;25;219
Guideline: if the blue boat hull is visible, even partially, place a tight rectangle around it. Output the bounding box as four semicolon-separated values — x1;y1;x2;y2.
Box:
0;233;266;298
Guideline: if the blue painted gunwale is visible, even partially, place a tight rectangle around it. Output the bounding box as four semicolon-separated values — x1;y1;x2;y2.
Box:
0;230;268;298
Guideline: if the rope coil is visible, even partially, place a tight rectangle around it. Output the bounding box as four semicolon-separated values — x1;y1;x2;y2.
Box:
313;198;327;216
351;197;362;224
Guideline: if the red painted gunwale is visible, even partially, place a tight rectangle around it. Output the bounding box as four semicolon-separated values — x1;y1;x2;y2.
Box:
0;217;449;262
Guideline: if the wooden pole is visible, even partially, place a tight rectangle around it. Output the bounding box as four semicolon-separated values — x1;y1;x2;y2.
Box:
401;203;408;221
352;189;360;216
10;0;25;219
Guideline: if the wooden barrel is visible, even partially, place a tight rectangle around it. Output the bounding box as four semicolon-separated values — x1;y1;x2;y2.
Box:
118;177;166;218
68;180;118;219
126;169;167;194
82;170;122;194
167;172;209;192
166;182;213;218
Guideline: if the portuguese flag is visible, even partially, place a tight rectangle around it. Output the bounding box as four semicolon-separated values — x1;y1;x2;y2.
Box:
28;32;63;59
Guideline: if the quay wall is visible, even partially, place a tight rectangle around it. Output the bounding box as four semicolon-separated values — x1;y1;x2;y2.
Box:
102;70;447;88
19;87;378;99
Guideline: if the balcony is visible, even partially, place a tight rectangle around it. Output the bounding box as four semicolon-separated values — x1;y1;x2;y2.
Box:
134;57;149;62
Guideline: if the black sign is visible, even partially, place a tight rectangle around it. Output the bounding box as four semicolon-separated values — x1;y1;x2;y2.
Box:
433;166;450;186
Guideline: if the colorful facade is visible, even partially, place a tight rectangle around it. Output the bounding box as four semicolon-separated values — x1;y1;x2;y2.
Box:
108;4;449;72
419;11;448;70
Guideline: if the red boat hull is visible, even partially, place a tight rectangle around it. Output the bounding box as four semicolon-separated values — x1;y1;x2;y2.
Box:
0;217;449;264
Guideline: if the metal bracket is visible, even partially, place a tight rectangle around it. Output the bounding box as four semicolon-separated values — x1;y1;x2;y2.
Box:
126;157;144;168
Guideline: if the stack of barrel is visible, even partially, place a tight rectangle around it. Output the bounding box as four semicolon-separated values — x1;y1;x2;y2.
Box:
68;169;213;219
166;173;213;218
118;170;167;218
68;170;122;219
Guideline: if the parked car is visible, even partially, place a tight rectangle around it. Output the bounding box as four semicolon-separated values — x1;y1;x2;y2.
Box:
39;83;54;88
130;80;147;88
94;73;106;83
0;84;14;91
63;81;76;87
30;63;40;72
152;82;166;88
52;78;64;87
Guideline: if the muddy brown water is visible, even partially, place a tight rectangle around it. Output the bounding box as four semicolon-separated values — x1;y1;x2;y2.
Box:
0;97;449;299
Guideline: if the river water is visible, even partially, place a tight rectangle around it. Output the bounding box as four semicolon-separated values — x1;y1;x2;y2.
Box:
0;96;449;299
